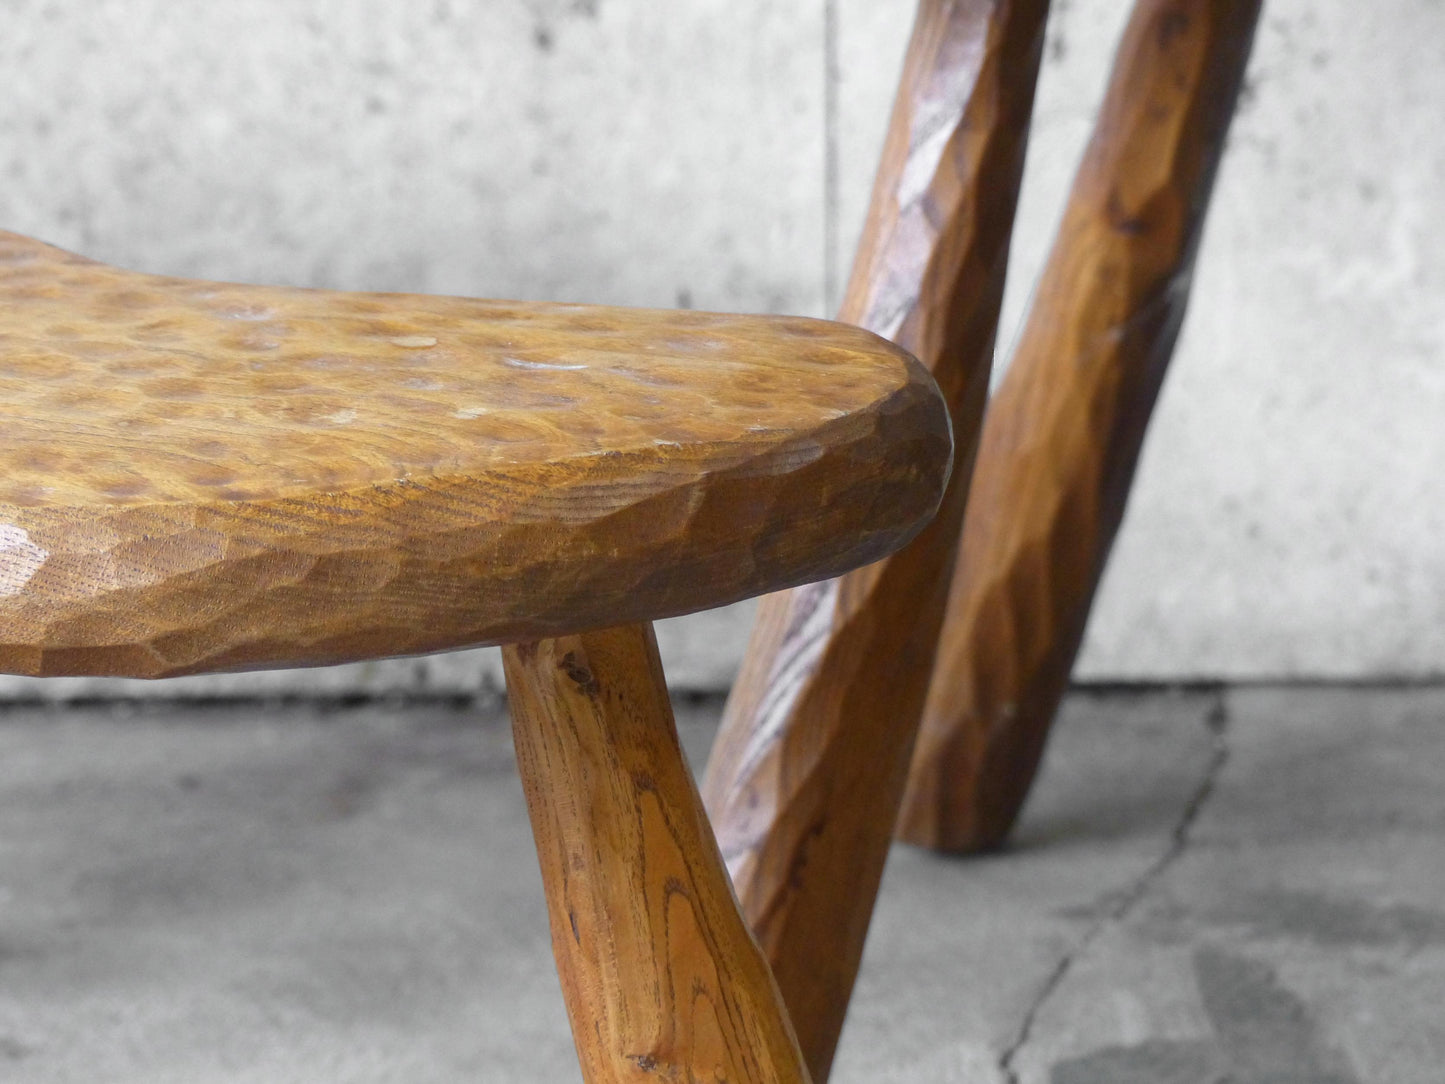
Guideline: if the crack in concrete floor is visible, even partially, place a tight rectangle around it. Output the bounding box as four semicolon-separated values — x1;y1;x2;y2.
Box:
998;692;1232;1084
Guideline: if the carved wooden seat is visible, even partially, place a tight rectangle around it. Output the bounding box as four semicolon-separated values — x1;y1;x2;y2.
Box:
0;229;951;1081
0;230;948;676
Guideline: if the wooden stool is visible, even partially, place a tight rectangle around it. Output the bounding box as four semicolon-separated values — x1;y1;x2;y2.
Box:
0;231;952;1082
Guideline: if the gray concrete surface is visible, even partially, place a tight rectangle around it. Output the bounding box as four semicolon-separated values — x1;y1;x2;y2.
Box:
2;0;1442;698
1;687;1442;1081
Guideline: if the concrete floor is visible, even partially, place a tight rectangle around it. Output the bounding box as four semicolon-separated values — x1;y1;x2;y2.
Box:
0;687;1442;1082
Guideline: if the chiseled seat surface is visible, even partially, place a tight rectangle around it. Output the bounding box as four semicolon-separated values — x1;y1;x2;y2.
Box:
0;231;951;678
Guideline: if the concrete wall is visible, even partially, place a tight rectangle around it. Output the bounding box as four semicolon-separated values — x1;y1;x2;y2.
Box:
2;0;1441;697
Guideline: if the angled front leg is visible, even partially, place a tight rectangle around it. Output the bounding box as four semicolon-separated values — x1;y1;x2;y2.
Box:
503;622;810;1084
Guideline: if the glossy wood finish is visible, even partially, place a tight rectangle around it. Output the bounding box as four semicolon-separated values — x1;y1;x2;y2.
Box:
504;622;811;1084
898;0;1263;851
701;2;1049;1076
0;231;950;678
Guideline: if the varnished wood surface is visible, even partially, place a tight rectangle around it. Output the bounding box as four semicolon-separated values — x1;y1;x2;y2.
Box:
0;231;950;678
897;0;1263;851
701;2;1049;1077
503;623;811;1084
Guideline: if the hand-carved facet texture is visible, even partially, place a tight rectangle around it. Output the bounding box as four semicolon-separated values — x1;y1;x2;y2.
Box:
0;231;951;677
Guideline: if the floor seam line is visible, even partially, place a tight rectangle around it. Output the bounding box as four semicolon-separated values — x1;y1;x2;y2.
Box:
822;0;841;315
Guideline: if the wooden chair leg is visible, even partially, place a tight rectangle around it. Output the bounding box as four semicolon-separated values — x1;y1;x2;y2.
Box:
701;2;1050;1078
896;0;1264;853
502;622;811;1084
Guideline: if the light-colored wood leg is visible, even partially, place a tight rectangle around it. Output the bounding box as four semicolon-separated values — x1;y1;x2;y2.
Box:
701;2;1050;1077
503;622;811;1084
897;0;1264;853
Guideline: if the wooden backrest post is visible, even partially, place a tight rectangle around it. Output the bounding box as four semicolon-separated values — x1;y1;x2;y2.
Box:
701;2;1051;1076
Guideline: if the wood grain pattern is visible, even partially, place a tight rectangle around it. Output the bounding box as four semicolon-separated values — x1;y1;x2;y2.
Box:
504;622;811;1084
701;2;1049;1076
0;231;950;678
897;0;1263;852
